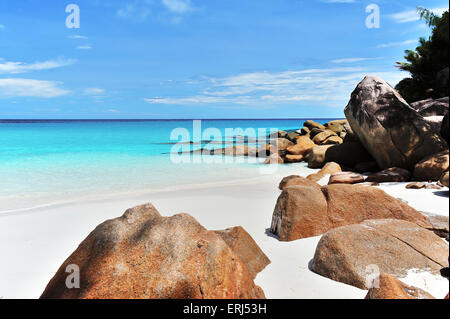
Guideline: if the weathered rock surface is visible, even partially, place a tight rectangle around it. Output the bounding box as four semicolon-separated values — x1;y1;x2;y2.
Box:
344;76;447;170
328;172;365;185
411;97;449;117
365;273;435;299
41;204;265;299
304;120;326;131
311;219;449;289
366;167;411;183
279;175;321;191
307;145;334;168
214;226;270;279
270;183;431;241
413;150;449;181
306;162;342;183
286;136;316;156
322;135;343;145
406;182;426;189
312;130;337;145
421;212;449;240
324;120;348;135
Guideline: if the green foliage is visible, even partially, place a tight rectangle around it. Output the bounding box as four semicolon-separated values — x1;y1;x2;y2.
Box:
395;8;449;103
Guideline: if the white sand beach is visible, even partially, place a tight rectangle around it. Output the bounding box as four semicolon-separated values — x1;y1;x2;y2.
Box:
0;165;448;300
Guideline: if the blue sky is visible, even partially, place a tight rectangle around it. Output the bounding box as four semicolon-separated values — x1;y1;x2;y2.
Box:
0;0;448;119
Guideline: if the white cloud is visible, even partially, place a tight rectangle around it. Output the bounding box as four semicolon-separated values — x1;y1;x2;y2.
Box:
0;78;69;98
76;45;93;50
389;7;448;23
116;0;193;21
84;87;105;95
117;2;151;20
162;0;192;14
68;35;88;39
331;57;384;64
376;39;417;48
0;58;76;74
144;67;407;107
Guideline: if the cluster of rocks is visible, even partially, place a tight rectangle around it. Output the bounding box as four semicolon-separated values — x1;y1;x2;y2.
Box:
268;76;450;189
271;176;449;298
270;75;449;299
40;204;270;299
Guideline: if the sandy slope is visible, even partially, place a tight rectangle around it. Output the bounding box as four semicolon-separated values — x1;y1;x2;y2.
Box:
0;169;448;299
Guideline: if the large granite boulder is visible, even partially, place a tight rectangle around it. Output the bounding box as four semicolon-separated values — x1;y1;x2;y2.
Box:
214;226;270;279
413;150;449;181
41;204;265;299
365;273;434;299
270;183;431;241
311;219;449;289
344;76;447;170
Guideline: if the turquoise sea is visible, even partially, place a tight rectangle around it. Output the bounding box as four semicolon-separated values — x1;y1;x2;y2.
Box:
0;119;333;212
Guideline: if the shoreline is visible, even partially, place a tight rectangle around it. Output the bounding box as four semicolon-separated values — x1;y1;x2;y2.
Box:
0;162;315;215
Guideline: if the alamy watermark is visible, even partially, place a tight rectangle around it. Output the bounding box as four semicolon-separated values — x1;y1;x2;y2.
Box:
366;4;380;29
65;4;80;29
169;120;283;173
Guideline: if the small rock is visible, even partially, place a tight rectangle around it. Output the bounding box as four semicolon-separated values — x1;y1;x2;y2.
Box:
286;136;315;156
312;130;337;145
307;162;342;182
365;273;435;299
304;120;325;131
366;167;411;183
284;154;304;163
406;182;426;189
328;172;365;185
